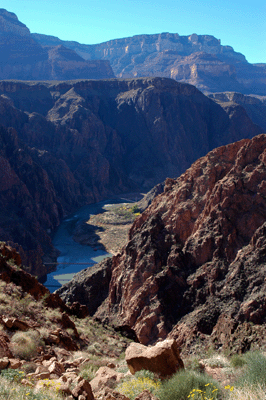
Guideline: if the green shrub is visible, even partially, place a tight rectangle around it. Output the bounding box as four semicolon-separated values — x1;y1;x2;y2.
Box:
117;370;161;400
79;363;98;381
0;374;64;399
158;370;221;400
235;351;266;387
184;356;203;373
230;354;247;368
10;330;40;360
0;368;25;383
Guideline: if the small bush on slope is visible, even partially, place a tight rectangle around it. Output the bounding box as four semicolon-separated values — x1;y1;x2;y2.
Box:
230;354;247;368
117;370;161;400
10;330;41;360
0;374;63;400
158;370;221;400
235;350;266;388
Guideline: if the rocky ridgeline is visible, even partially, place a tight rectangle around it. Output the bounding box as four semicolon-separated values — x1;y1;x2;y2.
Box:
0;8;30;36
58;133;266;353
0;77;262;278
32;31;266;95
0;9;114;80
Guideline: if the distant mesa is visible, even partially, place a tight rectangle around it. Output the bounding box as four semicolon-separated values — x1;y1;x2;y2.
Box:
0;8;265;94
32;30;266;95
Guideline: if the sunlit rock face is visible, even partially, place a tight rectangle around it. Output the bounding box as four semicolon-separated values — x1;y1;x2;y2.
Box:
33;31;266;95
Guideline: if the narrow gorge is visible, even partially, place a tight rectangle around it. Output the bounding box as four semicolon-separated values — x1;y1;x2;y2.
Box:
0;77;262;279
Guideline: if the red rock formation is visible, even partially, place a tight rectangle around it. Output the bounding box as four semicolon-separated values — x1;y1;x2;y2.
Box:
125;339;184;378
62;134;266;351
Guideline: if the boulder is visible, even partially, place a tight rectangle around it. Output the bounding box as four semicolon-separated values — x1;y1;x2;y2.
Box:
0;332;13;358
71;378;94;400
2;318;30;331
90;367;124;393
9;358;22;369
48;360;66;376
135;390;159;400
0;357;9;369
125;339;184;378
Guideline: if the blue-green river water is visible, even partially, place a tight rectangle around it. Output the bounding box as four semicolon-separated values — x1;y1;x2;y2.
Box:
44;198;130;292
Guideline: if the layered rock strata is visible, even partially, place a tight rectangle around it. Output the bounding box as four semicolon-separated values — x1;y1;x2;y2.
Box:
33;31;266;95
58;134;266;352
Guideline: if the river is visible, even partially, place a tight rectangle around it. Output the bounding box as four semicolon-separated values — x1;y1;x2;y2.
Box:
44;196;136;292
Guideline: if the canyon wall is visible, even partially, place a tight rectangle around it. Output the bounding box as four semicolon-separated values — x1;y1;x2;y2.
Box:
0;77;262;278
33;32;266;95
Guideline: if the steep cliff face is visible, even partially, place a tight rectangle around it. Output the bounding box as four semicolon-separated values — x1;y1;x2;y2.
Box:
0;9;114;80
0;78;262;278
58;134;266;352
33;31;266;95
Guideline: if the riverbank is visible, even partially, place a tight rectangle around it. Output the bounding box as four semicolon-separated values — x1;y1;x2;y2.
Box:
44;193;144;291
72;193;144;255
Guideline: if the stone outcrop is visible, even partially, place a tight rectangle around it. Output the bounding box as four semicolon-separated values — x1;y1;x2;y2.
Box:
90;367;124;393
0;77;261;277
125;339;184;378
33;31;266;95
0;9;114;80
59;134;266;352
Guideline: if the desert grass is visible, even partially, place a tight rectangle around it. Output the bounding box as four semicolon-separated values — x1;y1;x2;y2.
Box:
225;384;266;399
10;330;41;360
0;374;64;400
79;363;99;381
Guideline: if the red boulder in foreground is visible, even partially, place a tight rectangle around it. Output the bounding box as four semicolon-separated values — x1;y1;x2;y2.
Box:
125;339;184;378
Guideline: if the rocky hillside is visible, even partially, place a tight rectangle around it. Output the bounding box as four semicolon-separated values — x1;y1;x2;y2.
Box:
2;241;261;400
32;32;266;95
57;133;266;353
0;77;262;278
0;9;114;80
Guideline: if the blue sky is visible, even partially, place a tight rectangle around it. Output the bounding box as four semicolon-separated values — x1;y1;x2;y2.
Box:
2;0;266;63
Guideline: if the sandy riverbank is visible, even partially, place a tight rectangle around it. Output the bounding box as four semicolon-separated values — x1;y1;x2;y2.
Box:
72;193;144;255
